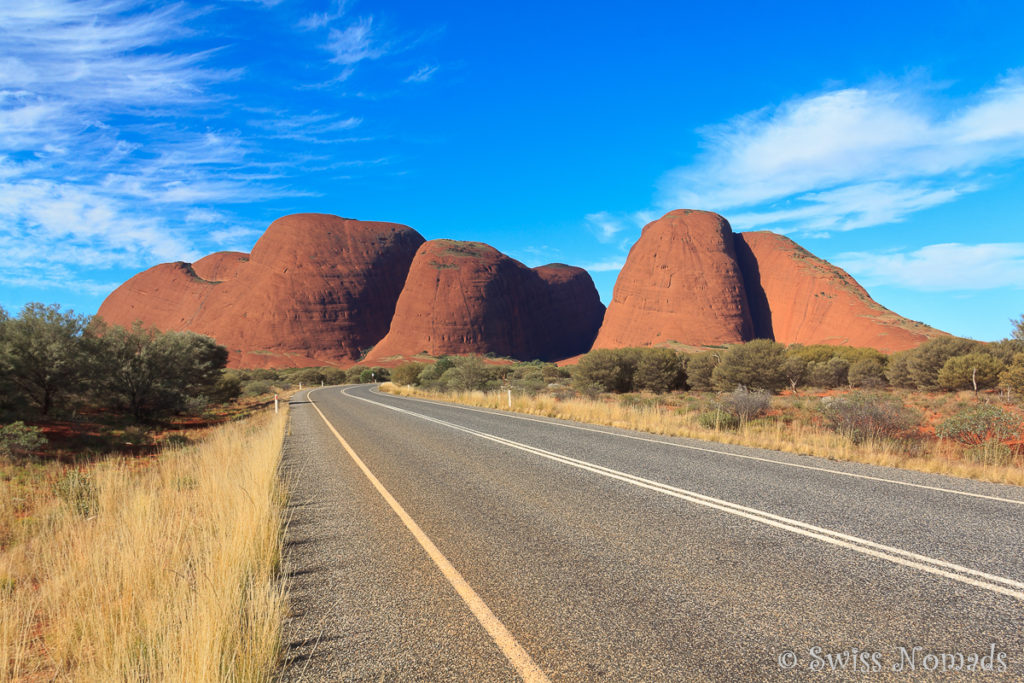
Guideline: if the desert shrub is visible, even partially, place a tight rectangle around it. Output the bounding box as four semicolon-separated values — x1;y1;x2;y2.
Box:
820;393;920;444
697;409;740;431
848;358;887;388
418;356;455;385
633;348;685;393
240;380;276;397
712;340;788;393
436;356;493;391
937;404;1020;446
573;348;639;393
884;350;915;388
786;344;837;365
322;368;348;385
391;362;425;386
291;368;326;386
0;421;47;459
685;352;720;391
988;338;1024;364
937;352;1004;392
1000;353;1024;396
721;386;771;422
806;357;849;388
907;337;981;390
345;367;365;383
210;373;243;403
357;367;390;383
781;355;807;390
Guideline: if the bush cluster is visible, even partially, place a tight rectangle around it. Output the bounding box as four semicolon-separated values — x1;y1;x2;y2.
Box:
819;392;921;445
572;348;686;394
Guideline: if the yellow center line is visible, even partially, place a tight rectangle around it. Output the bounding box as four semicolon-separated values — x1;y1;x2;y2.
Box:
307;389;550;683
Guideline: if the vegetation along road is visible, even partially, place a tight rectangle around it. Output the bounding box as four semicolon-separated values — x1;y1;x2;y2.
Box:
280;384;1024;681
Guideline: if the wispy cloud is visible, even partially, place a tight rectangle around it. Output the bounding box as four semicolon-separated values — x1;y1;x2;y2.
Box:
656;72;1024;234
299;0;347;30
404;65;438;83
836;243;1024;291
326;17;385;66
582;259;627;272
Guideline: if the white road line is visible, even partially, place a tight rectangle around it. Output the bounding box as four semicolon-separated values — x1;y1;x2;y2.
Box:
341;387;1024;602
307;389;550;683
370;387;1024;507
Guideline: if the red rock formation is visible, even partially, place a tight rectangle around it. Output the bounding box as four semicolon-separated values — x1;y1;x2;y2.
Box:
593;210;753;349
191;251;249;281
98;214;424;367
365;241;604;363
734;231;944;352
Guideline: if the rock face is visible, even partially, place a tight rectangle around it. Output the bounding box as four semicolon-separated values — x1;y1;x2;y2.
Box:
734;231;942;352
98;214;424;368
365;240;604;363
593;210;753;349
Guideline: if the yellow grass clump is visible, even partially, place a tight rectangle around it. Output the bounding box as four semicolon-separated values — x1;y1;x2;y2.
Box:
1;408;288;681
380;383;1024;487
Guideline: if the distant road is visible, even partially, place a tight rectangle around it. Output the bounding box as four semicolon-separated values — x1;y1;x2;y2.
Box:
280;384;1024;681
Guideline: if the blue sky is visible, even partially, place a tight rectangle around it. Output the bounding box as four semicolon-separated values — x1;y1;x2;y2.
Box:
1;0;1022;341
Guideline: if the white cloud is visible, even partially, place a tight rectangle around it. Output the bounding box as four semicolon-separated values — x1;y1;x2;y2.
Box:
404;65;438;83
326;17;385;65
299;0;347;30
836;243;1024;291
582;259;627;272
656;73;1024;234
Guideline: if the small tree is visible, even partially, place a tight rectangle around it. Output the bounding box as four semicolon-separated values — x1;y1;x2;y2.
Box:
937;405;1019;446
907;337;980;390
781;355;807;392
2;303;91;415
848;358;887;388
820;393;920;445
937;353;1004;393
392;362;425;386
807;357;850;389
573;348;637;393
633;348;685;393
0;421;47;459
1000;353;1024;396
95;322;229;420
684;352;719;391
721;386;771;423
712;340;787;393
1012;315;1024;341
884;350;915;388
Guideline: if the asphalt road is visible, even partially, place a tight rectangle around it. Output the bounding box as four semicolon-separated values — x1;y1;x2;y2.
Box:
280;384;1024;681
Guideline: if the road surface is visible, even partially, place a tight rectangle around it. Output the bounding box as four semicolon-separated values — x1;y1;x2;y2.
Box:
280;384;1024;680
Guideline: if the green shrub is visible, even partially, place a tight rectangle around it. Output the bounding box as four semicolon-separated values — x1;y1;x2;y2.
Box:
907;337;981;390
820;393;920;444
697;409;740;431
322;368;348;385
884;350;915;388
712;340;787;393
937;404;1019;446
937;353;1004;392
848;358;887;388
240;379;276;397
781;355;807;390
573;348;639;393
684;352;719;391
633;348;685;393
0;421;47;459
391;362;425;386
1001;353;1024;396
807;357;850;388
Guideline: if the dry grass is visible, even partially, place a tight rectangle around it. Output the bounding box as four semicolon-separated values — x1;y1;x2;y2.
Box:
381;383;1024;487
1;407;288;681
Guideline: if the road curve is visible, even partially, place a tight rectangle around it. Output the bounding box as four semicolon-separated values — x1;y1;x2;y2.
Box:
280;384;1024;681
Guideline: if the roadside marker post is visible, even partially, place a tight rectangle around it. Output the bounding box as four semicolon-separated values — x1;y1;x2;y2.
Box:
274;394;279;414
507;389;512;409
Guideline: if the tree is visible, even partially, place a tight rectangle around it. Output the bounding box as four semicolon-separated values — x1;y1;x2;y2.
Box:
712;340;788;393
1012;315;1024;341
781;355;807;392
1;303;90;415
937;353;1004;393
884;350;915;388
95;322;228;420
685;352;720;391
633;348;685;393
999;353;1024;396
848;358;887;388
907;337;980;390
392;362;424;386
573;348;638;393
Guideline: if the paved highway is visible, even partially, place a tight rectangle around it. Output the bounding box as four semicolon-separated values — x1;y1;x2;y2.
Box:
280;384;1024;680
